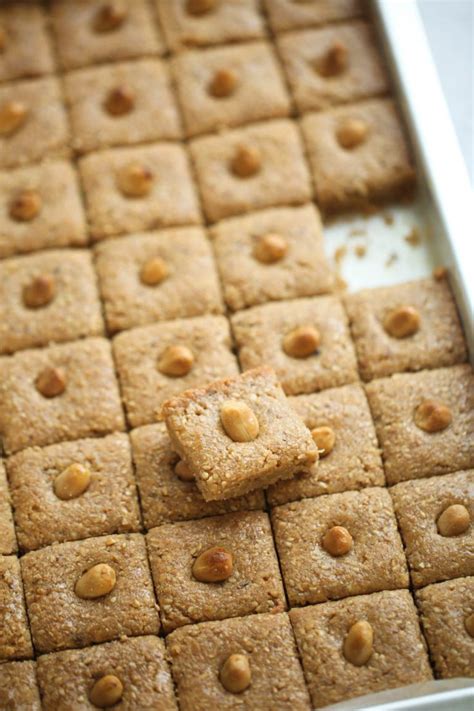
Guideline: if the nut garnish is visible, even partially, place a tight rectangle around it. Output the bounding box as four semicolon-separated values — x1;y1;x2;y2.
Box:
89;675;124;708
22;274;56;309
140;256;169;286
465;613;474;638
343;620;374;666
174;459;195;482
231;146;261;178
9;189;42;222
35;367;66;398
337;119;368;149
0;100;28;136
117;163;153;197
75;563;116;599
283;325;320;358
383;305;421;338
220;654;251;693
437;504;470;537
253;233;288;264
192;546;233;583
209;68;238;98
92;1;127;32
220;400;259;442
322;526;353;557
158;345;194;377
414;400;452;433
54;463;92;501
311;426;336;457
186;0;217;16
315;41;348;77
104;86;135;116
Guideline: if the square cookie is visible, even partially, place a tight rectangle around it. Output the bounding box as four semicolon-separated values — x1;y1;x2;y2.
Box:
301;98;416;213
147;510;286;632
272;487;408;606
0;249;104;355
7;433;141;553
37;636;177;711
65;58;182;153
167;613;311;711
51;0;164;70
211;204;335;311
0;337;125;455
79;143;201;240
130;423;264;528
95;228;223;333
417;577;474;679
366;365;474;484
264;0;364;32
0;661;41;711
0;462;16;555
190;119;312;222
231;296;359;396
156;0;265;52
277;20;389;113
162;366;318;501
114;315;238;427
172;41;290;137
391;471;474;588
290;590;432;709
345;277;467;380
0;3;54;82
21;533;159;653
0;77;70;170
267;384;384;506
0;555;33;661
0;161;87;259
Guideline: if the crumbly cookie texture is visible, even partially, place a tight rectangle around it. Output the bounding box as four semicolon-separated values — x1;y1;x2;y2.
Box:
290;590;432;709
7;434;141;552
0;4;54;82
264;0;363;32
0;555;33;661
131;423;264;528
189;119;312;222
146;510;286;632
272;487;408;606
267;384;384;506
79;144;201;240
211;204;334;311
0;161;87;259
50;0;164;70
302;98;416;213
114;316;237;428
0;77;70;170
345;277;467;380
416;577;474;679
95;228;223;333
172;41;290;137
366;365;474;484
390;471;474;588
277;21;389;113
0;462;16;555
156;0;265;52
167;613;311;711
65;58;182;153
0;337;125;455
0;249;104;355
37;636;178;711
162;366;318;501
231;296;358;396
0;661;41;711
21;533;159;654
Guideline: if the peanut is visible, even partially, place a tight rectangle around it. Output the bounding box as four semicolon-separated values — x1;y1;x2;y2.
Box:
253;233;288;264
337;118;368;149
54;463;91;500
117;163;153;198
209;68;238;98
220;654;251;693
140;256;169;286
315;41;348;77
322;526;353;557
383;305;421;338
283;325;320;358
437;504;470;537
311;426;336;457
220;400;259;442
464;613;474;638
92;2;127;32
0;100;28;136
174;460;195;482
343;620;374;666
9;189;42;222
414;400;452;433
89;675;123;708
75;563;116;599
192;546;233;583
187;0;217;16
23;274;55;309
104;86;135;116
35;367;66;398
158;345;194;377
231;146;261;178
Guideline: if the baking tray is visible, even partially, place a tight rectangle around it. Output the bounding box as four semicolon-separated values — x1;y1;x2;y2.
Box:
321;1;473;707
324;0;474;364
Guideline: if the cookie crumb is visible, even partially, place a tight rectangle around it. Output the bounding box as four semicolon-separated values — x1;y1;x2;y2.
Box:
385;252;398;267
354;243;367;258
404;227;422;247
382;211;394;226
